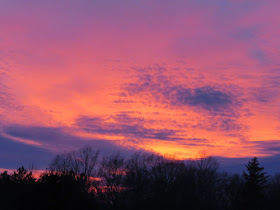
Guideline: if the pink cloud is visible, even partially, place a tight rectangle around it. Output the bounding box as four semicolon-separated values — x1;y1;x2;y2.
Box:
0;0;280;167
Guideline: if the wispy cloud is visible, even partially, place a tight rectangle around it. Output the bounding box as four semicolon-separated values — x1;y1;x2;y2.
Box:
76;113;184;141
122;66;242;114
0;0;280;168
118;65;245;133
0;134;52;169
3;124;143;165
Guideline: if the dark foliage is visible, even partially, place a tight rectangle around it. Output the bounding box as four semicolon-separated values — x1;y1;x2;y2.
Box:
241;157;269;210
1;148;280;210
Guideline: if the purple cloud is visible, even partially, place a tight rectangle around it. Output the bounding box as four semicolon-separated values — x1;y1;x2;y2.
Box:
76;113;184;141
122;68;242;115
0;134;53;170
3;124;144;163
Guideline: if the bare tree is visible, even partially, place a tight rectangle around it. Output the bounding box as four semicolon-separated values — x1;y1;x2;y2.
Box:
49;152;73;173
71;146;100;177
194;156;220;209
49;146;99;177
97;153;125;209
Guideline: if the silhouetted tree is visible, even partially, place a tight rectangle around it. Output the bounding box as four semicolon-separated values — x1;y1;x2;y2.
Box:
0;170;12;210
49;152;73;173
123;152;151;207
192;156;220;210
5;147;280;210
244;157;268;190
49;146;99;177
11;166;35;183
147;155;186;209
0;170;11;183
71;146;100;177
216;172;244;210
266;173;280;210
97;153;125;210
242;157;268;210
36;171;98;210
0;167;37;210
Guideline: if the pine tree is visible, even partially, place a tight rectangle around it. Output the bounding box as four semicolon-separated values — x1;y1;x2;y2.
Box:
242;157;268;210
243;157;268;192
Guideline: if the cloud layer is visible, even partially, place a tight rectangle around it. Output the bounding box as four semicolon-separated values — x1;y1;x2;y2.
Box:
0;0;280;169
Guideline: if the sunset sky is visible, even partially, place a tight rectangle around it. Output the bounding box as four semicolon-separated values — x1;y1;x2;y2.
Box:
1;0;280;171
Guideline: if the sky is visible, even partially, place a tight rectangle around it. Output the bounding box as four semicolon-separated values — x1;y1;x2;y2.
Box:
0;0;280;172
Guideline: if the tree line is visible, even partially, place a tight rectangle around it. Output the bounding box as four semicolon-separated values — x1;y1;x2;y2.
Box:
0;146;279;210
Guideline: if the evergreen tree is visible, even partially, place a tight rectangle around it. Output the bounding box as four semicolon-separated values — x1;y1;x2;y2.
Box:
242;157;268;210
243;157;268;192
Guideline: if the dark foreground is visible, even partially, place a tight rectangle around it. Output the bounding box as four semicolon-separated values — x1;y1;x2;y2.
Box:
0;147;279;210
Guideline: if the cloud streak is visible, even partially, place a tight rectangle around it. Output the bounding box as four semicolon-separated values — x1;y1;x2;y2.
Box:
0;0;280;168
76;113;184;142
122;69;242;115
